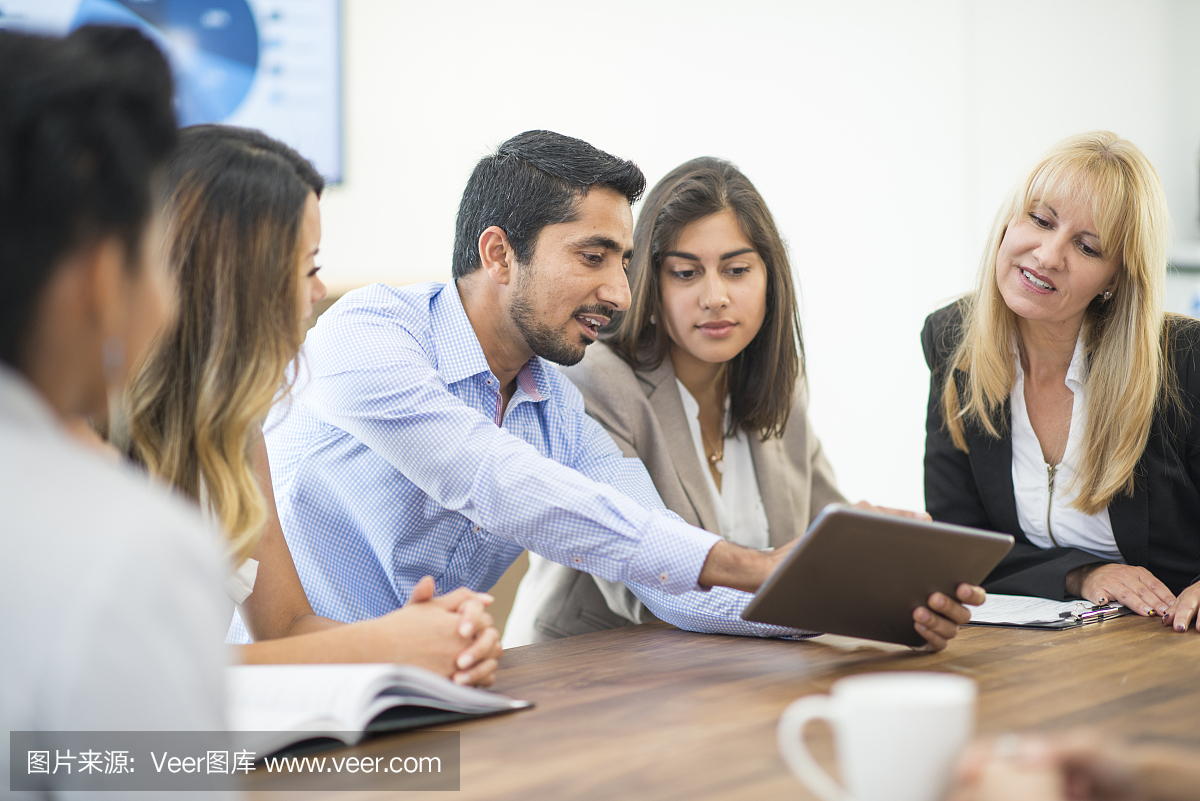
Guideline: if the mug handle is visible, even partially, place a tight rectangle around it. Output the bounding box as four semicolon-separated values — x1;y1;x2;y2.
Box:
777;696;850;801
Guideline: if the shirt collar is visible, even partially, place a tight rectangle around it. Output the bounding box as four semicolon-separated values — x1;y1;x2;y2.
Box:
431;282;499;384
1064;334;1087;392
431;282;545;401
1011;331;1088;394
0;364;61;434
516;359;546;402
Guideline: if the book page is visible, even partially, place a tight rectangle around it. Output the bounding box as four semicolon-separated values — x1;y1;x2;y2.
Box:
227;663;530;735
227;664;397;733
379;665;531;714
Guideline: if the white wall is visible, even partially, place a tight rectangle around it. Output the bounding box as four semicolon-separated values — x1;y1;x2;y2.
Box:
319;0;1200;511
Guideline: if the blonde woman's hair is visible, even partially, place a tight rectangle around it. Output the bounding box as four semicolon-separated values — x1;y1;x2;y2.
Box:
940;131;1172;515
126;125;323;562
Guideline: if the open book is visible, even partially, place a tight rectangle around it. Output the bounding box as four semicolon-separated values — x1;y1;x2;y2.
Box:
227;663;533;757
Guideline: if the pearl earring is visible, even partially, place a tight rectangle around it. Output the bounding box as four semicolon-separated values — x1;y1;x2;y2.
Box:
649;314;656;324
1102;290;1113;301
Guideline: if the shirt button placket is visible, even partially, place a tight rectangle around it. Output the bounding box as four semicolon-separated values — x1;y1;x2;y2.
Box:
485;377;502;426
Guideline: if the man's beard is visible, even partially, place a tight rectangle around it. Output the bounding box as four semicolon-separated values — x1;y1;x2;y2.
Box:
508;266;604;366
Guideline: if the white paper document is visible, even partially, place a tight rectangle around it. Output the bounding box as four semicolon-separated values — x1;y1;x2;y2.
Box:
969;594;1107;625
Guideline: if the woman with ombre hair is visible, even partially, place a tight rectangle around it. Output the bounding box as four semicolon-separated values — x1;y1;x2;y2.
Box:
126;125;503;682
924;130;1200;630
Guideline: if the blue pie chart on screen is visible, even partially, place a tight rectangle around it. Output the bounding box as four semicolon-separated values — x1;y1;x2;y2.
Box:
70;0;259;125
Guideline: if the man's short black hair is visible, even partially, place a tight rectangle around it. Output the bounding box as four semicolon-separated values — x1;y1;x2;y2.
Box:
451;130;646;280
0;25;177;368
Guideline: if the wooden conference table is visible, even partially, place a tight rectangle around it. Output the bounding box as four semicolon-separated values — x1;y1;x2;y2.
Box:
248;616;1200;800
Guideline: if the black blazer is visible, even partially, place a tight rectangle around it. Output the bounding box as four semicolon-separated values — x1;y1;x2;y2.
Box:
922;301;1200;599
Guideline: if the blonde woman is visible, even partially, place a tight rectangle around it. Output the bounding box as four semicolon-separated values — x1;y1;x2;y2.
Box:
924;131;1200;631
127;125;502;683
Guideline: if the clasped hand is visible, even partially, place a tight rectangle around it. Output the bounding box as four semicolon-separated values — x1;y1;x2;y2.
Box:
369;576;503;686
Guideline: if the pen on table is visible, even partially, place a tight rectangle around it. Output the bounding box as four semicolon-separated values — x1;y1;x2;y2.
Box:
1059;603;1123;623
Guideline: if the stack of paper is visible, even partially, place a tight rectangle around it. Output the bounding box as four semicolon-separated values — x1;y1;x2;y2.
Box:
969;594;1094;625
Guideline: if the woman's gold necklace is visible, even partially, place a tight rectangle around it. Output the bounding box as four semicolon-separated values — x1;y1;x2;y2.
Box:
701;425;724;471
694;374;728;473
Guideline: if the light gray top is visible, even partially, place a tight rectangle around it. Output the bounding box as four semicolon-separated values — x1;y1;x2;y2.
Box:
0;366;229;793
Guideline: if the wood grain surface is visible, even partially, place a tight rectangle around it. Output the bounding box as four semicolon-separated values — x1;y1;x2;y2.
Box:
247;616;1200;800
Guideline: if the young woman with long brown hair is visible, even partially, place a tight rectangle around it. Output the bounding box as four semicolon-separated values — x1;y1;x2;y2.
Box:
505;156;983;647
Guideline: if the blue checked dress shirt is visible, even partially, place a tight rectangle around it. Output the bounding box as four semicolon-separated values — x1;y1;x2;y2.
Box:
228;281;809;641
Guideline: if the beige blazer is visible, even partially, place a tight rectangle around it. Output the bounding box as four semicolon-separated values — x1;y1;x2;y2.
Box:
502;341;845;646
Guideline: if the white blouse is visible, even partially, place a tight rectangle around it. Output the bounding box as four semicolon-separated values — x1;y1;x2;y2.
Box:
1010;336;1122;562
676;380;770;549
225;557;259;604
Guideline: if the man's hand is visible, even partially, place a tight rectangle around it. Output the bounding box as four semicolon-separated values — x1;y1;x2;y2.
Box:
1066;563;1175;617
913;583;986;652
697;540;779;593
1162;581;1200;633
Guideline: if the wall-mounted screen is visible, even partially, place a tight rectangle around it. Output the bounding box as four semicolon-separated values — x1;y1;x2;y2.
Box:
0;0;342;183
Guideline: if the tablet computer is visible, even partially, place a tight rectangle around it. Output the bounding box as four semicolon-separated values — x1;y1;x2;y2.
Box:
740;504;1014;646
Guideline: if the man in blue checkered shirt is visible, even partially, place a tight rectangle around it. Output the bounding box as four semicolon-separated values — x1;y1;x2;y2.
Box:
246;131;979;648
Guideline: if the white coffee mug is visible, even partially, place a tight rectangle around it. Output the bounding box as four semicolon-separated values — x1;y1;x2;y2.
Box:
777;672;976;801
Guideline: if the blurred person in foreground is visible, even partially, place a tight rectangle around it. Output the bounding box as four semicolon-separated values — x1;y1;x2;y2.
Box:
950;732;1200;801
0;25;226;789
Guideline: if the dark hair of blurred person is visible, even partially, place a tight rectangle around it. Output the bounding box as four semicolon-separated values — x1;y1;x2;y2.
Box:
0;25;177;392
